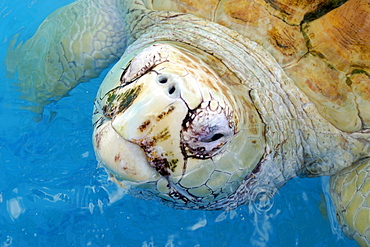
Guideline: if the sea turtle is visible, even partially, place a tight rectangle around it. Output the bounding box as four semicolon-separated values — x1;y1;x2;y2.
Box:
5;0;370;245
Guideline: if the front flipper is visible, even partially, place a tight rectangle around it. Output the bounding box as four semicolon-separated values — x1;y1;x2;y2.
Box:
5;0;127;114
330;158;369;247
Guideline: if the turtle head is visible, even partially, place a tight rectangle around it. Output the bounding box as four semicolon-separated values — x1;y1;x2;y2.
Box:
93;43;265;209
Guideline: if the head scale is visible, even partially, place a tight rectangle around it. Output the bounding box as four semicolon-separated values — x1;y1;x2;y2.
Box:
92;42;265;209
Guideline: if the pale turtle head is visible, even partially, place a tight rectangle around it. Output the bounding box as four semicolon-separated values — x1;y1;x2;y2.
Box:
92;42;265;209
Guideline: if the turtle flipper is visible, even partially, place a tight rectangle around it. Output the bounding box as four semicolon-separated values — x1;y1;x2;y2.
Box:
330;158;369;247
5;0;127;114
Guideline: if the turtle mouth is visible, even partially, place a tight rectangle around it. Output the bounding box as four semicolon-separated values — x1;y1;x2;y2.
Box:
93;96;239;207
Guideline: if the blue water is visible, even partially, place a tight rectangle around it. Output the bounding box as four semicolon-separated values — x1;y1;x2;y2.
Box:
0;1;358;246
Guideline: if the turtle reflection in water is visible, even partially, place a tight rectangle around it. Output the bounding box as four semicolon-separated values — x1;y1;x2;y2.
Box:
5;0;370;246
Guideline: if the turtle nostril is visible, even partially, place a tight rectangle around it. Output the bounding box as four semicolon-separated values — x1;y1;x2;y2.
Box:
157;75;178;96
168;85;176;95
158;75;168;84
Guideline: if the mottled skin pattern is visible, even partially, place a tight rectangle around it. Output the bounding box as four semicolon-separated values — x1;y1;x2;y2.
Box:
6;0;127;115
5;0;370;246
330;159;370;246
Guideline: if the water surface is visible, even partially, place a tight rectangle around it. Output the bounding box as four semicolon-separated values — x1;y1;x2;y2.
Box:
0;1;357;246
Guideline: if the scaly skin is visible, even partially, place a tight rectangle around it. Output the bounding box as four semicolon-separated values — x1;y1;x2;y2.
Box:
5;0;127;114
330;158;370;247
6;0;370;245
94;0;370;206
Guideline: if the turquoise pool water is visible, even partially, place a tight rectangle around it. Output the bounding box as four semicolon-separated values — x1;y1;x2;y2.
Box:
0;1;358;246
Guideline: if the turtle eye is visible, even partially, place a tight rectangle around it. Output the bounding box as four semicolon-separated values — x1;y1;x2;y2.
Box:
201;133;224;143
181;101;234;159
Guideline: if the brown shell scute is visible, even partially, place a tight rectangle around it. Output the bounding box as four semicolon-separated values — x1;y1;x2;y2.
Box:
297;0;370;131
304;0;370;74
254;0;347;25
214;0;308;66
349;72;370;126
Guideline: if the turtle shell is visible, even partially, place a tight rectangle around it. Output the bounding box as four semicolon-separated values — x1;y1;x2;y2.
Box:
148;0;370;132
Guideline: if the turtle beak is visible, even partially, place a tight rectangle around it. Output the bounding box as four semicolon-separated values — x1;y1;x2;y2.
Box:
93;120;160;182
111;73;189;178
